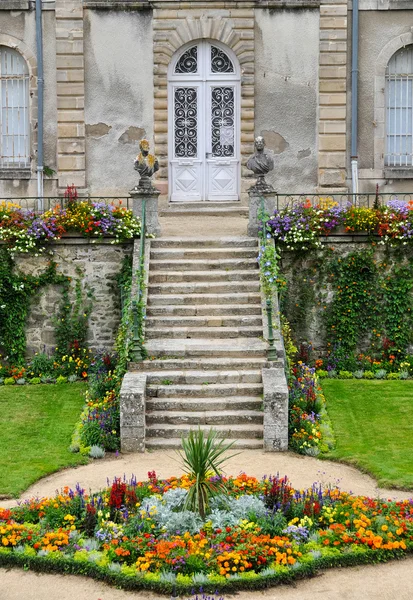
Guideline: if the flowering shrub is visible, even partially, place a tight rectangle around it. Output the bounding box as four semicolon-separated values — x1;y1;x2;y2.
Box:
1;472;413;594
267;199;413;250
0;193;141;255
288;362;329;455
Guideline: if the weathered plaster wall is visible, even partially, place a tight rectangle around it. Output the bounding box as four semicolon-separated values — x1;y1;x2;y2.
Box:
255;9;319;193
83;9;154;195
13;239;132;357
0;8;58;197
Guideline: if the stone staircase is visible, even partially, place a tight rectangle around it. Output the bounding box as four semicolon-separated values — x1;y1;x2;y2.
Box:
130;236;283;449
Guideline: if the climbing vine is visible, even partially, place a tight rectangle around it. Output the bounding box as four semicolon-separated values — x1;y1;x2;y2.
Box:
54;269;93;362
279;246;413;369
0;249;94;367
326;250;378;357
0;249;67;365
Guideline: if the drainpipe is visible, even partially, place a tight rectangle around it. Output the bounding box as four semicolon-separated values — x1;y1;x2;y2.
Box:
351;0;359;201
35;0;44;209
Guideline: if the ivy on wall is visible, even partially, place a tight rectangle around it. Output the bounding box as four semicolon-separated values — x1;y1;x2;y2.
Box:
0;249;67;365
54;269;93;362
0;249;93;366
279;246;413;364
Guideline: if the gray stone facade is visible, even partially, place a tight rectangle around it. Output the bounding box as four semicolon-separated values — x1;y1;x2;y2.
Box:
1;1;413;200
10;238;132;357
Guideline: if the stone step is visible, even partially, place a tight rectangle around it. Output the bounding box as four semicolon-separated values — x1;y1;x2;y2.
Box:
146;382;263;398
148;293;262;306
146;423;263;440
146;304;262;317
145;326;264;339
131;357;268;371
146;409;263;426
159;204;249;218
151;236;256;248
145;369;262;385
146;437;264;450
146;396;263;411
149;270;259;283
148;281;260;295
150;258;257;271
145;338;269;358
146;315;262;328
151;248;257;260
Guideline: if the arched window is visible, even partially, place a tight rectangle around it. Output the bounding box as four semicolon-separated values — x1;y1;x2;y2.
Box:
0;46;30;168
385;45;413;167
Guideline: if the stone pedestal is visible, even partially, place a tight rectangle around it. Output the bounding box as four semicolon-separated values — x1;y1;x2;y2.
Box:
262;367;289;451
130;185;161;236
248;189;277;237
120;372;147;453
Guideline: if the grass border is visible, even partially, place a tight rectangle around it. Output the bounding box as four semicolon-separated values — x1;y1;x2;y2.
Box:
0;544;411;595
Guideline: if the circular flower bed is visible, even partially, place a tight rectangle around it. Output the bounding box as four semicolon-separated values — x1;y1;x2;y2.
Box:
1;473;413;594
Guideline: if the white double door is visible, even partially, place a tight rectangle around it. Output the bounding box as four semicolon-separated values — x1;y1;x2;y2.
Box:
169;41;240;202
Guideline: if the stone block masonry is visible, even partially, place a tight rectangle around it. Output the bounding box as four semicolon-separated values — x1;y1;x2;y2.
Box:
262;367;289;451
318;1;348;190
56;0;87;192
120;372;147;453
13;238;132;357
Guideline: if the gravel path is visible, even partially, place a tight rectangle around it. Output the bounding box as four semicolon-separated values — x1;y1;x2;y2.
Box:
1;450;413;599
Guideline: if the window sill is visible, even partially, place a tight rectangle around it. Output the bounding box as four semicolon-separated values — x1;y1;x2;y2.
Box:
384;168;413;180
0;169;32;180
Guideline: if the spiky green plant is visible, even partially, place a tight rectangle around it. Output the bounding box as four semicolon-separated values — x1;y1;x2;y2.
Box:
179;428;239;519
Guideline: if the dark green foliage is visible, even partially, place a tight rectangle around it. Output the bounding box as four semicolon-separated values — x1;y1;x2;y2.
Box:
54;269;93;361
280;247;413;367
0;249;67;364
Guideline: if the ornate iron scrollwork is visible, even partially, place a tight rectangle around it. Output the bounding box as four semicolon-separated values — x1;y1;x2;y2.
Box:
175;46;198;74
211;46;234;73
211;87;235;157
174;87;198;158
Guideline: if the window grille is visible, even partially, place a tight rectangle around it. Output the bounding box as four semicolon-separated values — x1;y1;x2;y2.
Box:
385;45;413;167
0;46;30;169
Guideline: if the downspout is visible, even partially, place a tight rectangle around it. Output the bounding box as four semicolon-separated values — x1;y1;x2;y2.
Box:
351;0;359;200
35;0;44;209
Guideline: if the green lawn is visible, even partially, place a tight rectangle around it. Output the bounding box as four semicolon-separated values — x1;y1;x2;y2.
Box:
0;383;88;497
321;379;413;490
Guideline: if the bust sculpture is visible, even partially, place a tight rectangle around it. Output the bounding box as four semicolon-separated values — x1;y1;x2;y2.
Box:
134;139;159;190
246;136;275;193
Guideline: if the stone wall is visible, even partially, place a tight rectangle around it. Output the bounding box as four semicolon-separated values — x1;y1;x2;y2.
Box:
12;238;133;357
279;236;386;353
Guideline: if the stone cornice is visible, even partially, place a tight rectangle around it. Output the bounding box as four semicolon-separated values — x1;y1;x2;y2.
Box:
84;0;321;9
0;1;31;9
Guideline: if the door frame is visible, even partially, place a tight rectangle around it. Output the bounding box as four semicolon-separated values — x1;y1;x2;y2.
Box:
167;39;241;202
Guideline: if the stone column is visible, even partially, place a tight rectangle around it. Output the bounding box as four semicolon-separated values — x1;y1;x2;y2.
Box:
120;372;147;453
248;190;277;237
55;0;86;192
262;367;289;451
130;186;161;236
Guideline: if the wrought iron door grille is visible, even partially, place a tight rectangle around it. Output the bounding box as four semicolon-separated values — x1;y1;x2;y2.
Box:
0;47;30;169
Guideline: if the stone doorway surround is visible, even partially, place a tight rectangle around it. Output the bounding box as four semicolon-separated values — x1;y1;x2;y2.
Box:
152;6;255;201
